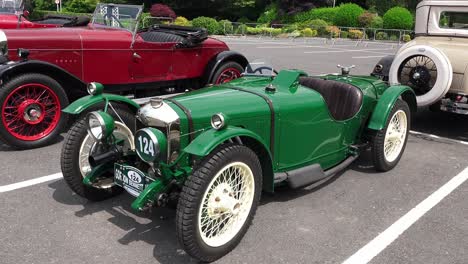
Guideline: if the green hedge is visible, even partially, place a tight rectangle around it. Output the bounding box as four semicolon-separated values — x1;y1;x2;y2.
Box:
333;3;364;27
192;16;221;34
30;10;91;20
295;7;338;24
257;3;277;24
383;7;413;30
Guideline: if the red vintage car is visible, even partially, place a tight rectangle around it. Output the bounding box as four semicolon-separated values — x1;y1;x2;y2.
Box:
0;0;89;28
0;3;248;149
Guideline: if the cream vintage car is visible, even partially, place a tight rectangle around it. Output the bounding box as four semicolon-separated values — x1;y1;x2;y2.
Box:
372;0;468;114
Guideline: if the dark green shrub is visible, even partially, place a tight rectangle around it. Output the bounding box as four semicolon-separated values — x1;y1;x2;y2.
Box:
192;16;221;34
237;17;251;23
257;3;278;24
65;0;97;13
236;24;248;35
383;7;413;30
389;34;399;41
340;31;349;38
218;19;233;34
333;3;364;27
370;16;383;28
295;7;338;24
358;11;376;27
375;31;388;40
30;10;91;20
307;19;328;36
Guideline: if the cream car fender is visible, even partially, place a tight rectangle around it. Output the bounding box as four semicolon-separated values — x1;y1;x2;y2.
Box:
389;45;453;107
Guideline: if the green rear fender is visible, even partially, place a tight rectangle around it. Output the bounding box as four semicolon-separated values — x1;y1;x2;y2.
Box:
63;93;140;115
368;85;416;130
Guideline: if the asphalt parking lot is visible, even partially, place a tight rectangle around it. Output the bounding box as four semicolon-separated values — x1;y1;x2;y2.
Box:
1;37;467;264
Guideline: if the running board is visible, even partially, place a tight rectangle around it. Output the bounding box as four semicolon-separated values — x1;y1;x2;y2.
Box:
274;154;359;189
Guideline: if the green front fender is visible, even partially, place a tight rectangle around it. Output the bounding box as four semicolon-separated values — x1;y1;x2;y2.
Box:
63;93;140;115
183;126;271;158
368;85;416;130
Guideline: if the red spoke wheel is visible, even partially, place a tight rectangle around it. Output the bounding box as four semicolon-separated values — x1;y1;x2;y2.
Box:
0;74;69;149
212;61;243;84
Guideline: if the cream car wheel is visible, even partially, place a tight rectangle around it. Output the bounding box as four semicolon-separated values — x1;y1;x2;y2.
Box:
176;144;262;262
383;110;407;163
61;108;135;201
78;121;134;188
371;100;410;172
198;162;255;247
389;45;452;106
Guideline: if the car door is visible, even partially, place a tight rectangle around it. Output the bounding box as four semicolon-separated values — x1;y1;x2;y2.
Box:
129;37;175;82
275;88;347;171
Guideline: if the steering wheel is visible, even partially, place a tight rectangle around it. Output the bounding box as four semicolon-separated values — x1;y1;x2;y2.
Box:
251;66;279;75
103;13;123;28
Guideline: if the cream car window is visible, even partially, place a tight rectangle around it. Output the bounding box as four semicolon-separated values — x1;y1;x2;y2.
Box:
440;12;468;29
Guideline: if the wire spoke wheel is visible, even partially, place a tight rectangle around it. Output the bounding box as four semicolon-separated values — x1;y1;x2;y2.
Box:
215;67;242;84
78;121;134;189
398;55;438;96
383;110;408;163
198;162;255;247
1;83;61;141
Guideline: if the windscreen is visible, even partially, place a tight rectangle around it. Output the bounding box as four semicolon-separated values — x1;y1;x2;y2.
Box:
0;0;23;14
92;3;142;32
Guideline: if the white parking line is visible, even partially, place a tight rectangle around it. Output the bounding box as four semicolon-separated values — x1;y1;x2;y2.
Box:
342;166;468;264
410;130;468;146
352;55;388;59
0;173;62;193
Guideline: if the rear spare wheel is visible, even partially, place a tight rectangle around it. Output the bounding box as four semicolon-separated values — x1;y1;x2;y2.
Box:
389;45;452;107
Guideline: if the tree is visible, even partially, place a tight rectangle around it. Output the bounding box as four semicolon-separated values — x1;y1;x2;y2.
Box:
150;4;176;19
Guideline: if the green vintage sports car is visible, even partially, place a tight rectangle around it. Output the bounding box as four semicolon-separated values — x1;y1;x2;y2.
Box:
60;63;416;262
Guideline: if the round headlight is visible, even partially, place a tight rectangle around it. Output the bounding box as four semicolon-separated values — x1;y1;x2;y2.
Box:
87;82;104;95
86;111;115;140
211;113;225;130
87;82;97;95
135;128;167;164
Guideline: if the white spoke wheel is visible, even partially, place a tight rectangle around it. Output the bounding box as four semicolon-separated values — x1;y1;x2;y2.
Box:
383;110;407;163
371;99;410;172
176;144;262;262
61;107;135;201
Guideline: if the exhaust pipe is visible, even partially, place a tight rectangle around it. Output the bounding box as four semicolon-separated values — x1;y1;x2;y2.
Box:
89;148;121;167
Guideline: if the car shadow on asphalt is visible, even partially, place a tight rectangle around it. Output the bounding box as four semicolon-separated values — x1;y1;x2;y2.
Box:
46;149;378;263
48;179;197;264
261;149;377;204
412;108;468;141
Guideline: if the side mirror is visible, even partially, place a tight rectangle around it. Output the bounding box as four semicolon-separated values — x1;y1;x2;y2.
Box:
23;10;29;18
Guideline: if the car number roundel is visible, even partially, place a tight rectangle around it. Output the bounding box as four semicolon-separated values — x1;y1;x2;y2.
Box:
135;128;159;163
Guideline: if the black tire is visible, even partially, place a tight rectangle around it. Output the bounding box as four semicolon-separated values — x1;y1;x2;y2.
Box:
176;144;262;262
60;107;135;201
371;99;411;172
0;73;69;149
211;61;243;84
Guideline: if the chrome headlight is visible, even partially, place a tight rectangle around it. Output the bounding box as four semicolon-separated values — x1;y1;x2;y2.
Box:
211;113;226;130
135;128;167;164
86;111;115;140
87;82;104;95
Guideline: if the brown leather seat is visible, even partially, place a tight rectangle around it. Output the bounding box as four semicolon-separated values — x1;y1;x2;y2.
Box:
299;77;363;121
